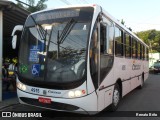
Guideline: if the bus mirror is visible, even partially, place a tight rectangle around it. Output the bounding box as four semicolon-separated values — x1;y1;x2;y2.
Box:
11;25;23;49
12;35;17;49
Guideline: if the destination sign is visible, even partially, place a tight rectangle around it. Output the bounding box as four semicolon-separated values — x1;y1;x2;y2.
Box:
36;9;80;22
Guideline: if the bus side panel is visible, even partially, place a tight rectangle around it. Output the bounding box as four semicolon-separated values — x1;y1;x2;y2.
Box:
97;68;114;111
114;57;131;96
130;77;139;90
114;58;147;97
104;89;112;107
122;80;131;97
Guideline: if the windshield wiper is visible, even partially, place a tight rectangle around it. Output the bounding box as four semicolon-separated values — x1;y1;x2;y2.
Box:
56;19;76;58
30;15;49;53
57;18;76;44
30;15;47;40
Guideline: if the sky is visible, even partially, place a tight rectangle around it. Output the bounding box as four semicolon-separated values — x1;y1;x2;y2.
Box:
10;0;160;32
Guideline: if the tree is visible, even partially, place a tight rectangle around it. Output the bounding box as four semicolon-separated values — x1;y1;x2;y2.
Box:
136;29;160;53
36;0;47;10
16;0;48;13
28;0;35;6
121;19;125;25
16;1;24;8
27;0;48;12
121;19;132;31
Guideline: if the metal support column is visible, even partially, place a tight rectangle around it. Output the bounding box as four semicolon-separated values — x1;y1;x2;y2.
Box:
0;11;3;102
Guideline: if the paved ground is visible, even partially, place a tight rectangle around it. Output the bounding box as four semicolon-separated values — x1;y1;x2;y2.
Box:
0;74;160;120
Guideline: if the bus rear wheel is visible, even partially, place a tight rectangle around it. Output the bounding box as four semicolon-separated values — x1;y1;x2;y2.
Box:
110;84;120;111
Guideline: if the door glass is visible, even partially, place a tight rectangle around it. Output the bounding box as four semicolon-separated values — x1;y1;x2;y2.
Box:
100;23;114;83
90;25;99;89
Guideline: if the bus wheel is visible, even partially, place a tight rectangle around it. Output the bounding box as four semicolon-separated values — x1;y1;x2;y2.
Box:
110;84;120;111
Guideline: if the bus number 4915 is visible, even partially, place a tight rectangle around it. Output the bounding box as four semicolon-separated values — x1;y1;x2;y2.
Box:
31;88;40;93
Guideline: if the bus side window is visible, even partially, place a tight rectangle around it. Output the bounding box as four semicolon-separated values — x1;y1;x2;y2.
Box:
140;43;142;59
137;42;141;59
142;45;145;60
100;19;114;55
147;48;149;61
100;23;106;53
115;26;123;56
132;38;137;59
145;47;149;61
125;33;131;58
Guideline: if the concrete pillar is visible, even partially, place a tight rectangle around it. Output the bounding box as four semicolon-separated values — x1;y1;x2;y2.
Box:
0;11;3;102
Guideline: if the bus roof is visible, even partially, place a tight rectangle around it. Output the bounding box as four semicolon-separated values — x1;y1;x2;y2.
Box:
30;4;96;15
30;4;149;48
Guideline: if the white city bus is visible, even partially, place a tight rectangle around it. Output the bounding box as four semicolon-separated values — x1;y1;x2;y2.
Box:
12;4;149;114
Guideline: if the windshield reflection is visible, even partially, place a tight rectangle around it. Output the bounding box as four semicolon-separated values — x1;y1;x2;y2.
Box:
46;22;89;83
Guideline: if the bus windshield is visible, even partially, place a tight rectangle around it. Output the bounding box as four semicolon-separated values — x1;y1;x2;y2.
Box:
18;7;93;86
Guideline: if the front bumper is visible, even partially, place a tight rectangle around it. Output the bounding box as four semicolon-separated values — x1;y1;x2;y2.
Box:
17;89;98;115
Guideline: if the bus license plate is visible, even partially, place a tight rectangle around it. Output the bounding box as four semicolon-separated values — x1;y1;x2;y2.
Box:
38;97;51;104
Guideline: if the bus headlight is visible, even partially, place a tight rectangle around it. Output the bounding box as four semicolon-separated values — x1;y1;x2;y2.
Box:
68;90;86;98
21;84;26;91
68;91;75;98
17;82;26;91
75;90;82;97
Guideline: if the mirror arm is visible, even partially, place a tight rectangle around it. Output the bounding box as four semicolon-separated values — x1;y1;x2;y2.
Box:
11;25;23;36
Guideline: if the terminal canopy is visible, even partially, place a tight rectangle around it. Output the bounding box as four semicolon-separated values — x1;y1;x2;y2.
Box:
0;0;30;58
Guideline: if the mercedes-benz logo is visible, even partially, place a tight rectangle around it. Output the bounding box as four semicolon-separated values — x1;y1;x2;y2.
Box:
43;90;47;95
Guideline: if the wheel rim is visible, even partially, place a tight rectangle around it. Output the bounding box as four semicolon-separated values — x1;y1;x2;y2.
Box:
113;89;120;106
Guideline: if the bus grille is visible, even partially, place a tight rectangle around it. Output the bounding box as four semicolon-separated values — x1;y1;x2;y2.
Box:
19;97;79;111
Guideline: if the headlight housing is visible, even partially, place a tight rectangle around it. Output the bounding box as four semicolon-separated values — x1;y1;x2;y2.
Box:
68;90;86;98
17;82;26;91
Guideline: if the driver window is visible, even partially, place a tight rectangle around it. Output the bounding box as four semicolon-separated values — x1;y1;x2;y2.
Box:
100;22;114;55
100;19;114;83
100;23;106;54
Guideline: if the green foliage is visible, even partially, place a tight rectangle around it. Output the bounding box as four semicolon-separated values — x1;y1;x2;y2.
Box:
136;29;160;53
16;0;48;13
16;2;24;8
121;19;125;25
27;0;48;12
28;0;35;6
120;19;132;31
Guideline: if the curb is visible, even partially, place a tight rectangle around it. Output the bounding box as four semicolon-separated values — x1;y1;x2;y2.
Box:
0;103;20;111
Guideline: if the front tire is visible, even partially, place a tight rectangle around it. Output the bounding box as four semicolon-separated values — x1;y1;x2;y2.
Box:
110;84;120;111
